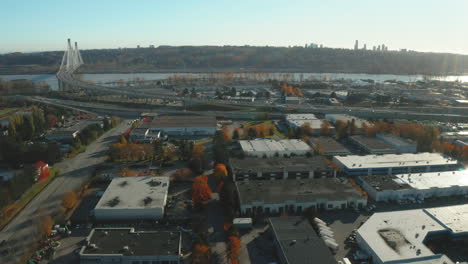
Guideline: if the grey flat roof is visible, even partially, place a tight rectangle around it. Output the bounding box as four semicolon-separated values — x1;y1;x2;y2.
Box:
236;178;365;205
350;135;396;152
230;156;333;173
359;175;412;191
310;137;351;154
142;115;216;128
82;228;180;256
377;133;416;146
95;177;168;210
269;217;337;264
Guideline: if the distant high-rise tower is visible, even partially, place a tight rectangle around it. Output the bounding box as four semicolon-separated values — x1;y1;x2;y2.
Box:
373;46;376;51
363;44;367;50
377;45;381;51
354;40;359;50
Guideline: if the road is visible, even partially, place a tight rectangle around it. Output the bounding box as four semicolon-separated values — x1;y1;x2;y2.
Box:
0;121;129;264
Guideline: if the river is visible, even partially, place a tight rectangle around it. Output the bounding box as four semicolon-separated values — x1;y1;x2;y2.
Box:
1;72;468;91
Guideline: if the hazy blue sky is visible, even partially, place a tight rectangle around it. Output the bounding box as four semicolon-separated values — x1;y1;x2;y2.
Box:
2;0;468;54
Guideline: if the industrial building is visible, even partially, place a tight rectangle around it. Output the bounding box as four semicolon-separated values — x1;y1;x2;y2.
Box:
349;135;396;154
129;128;162;143
309;137;351;156
440;131;468;142
141;115;216;136
236;178;367;216
285;114;335;134
357;170;468;202
239;139;311;158
79;228;181;264
333;153;459;176
269;217;337;264
356;205;468;264
229;156;336;181
325;114;369;133
94;177;169;220
376;134;417;153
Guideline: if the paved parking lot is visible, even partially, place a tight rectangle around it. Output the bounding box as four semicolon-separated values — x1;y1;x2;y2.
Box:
51;228;89;264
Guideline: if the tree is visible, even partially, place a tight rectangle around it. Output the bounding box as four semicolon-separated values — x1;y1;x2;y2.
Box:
191;243;211;264
232;128;240;140
213;163;228;182
335;120;348;139
119;168;138;177
119;136;128;144
38;214;53;237
46;114;58;128
320;120;332;136
228;236;241;263
192;144;205;159
61;191;78;211
300;122;314;136
172;168;193;181
222;126;231;141
192;176;212;207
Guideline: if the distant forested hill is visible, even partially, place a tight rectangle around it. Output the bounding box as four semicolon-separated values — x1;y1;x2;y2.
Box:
1;46;467;75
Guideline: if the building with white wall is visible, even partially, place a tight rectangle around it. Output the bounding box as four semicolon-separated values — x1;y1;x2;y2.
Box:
141;115;216;136
239;139;311;158
236;178;367;216
325;114;369;134
376;134;417;153
286;114;334;135
80;228;181;264
94;177;169;220
356;205;468;264
333;153;459;176
357;170;468;202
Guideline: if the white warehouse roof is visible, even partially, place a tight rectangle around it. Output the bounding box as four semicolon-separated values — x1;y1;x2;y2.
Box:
94;176;169;218
357;204;468;264
239;139;310;154
286;114;318;120
395;170;468;190
334;153;458;169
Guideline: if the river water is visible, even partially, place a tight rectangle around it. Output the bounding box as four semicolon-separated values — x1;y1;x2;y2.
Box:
1;72;468;91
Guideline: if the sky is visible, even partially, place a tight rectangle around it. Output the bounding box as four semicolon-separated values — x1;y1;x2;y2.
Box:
1;0;468;54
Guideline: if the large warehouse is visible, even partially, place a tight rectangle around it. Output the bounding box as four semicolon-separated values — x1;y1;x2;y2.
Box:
236;178;367;216
333;153;459;176
356;205;468;264
80;228;181;264
285;114;334;134
309;137;351;156
141;115;216;136
239;139;311;157
229;156;336;181
357;170;468;202
269;217;337;264
376;134;417;153
94;177;169;220
349;135;396;154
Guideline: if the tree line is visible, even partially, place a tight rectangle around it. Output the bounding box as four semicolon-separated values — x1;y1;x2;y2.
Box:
2;46;468;75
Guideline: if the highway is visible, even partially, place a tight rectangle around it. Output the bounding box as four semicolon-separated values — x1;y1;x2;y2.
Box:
29;95;468;123
0;121;129;264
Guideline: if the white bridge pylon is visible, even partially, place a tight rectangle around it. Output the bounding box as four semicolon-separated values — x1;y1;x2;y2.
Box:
59;38;83;74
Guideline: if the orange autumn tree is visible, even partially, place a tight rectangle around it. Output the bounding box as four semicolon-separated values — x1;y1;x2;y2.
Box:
222;126;231;141
191;243;211;264
192;144;205;159
38;214;53;237
228;236;241;263
61;190;78;211
192;176;212;206
119;168;138;177
214;163;228;182
320;120;332;136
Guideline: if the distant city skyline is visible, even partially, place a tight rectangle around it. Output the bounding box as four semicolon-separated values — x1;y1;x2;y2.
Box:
1;0;468;54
